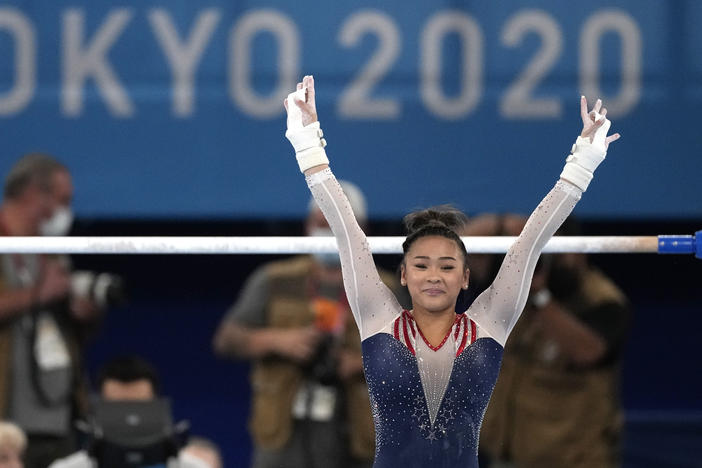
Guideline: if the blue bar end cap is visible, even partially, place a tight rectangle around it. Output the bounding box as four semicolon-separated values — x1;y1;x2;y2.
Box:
658;235;695;255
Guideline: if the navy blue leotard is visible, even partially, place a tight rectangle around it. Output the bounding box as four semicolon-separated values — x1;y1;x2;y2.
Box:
306;168;582;467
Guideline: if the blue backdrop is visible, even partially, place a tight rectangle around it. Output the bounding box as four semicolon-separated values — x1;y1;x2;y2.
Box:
0;0;700;219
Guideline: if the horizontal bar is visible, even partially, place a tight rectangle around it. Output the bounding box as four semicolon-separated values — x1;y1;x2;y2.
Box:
0;236;664;255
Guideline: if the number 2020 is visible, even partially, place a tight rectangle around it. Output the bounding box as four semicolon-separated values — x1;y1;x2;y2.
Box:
336;8;642;120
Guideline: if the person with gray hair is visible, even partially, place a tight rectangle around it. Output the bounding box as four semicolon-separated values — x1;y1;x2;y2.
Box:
0;421;26;468
0;153;100;468
213;182;408;468
2;153;68;237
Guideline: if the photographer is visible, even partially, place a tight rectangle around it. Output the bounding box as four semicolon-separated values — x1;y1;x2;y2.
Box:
0;154;104;468
467;216;631;468
213;182;408;468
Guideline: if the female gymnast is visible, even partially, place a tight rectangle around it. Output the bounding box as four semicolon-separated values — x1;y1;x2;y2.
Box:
283;75;620;467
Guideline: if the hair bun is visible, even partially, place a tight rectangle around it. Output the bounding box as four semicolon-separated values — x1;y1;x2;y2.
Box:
403;205;467;234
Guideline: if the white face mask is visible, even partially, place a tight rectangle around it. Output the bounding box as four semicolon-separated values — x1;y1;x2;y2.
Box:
40;206;73;236
309;227;341;267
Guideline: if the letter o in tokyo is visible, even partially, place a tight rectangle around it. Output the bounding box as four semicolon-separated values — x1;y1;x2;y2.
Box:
229;10;300;118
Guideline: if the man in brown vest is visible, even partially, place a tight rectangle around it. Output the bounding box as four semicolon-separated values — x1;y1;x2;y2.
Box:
214;181;408;468
466;215;630;468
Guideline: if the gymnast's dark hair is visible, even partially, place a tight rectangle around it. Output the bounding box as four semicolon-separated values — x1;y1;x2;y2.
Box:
402;205;469;266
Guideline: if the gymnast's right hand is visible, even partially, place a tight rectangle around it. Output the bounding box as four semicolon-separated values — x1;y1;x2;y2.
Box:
284;75;318;128
284;75;329;173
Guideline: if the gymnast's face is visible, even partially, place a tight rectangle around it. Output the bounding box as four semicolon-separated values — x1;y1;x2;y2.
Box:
401;236;469;315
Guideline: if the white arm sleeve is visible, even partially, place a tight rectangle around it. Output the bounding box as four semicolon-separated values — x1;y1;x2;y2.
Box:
306;168;403;341
468;179;582;346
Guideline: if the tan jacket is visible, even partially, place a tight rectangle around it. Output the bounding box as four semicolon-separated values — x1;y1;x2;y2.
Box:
249;256;401;459
480;268;628;468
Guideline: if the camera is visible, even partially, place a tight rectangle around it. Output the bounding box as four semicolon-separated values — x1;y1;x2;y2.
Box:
305;334;338;386
71;271;127;309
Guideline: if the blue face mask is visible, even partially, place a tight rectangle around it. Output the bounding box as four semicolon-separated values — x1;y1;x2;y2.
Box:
309;228;341;268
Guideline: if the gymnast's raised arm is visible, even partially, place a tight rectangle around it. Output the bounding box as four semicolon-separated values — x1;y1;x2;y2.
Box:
283;75;403;341
467;97;621;346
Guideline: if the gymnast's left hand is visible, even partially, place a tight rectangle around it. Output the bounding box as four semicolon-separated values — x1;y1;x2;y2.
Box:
561;97;620;191
579;96;620;150
284;75;318;126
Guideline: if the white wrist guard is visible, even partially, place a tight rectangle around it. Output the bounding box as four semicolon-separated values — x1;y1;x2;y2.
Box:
285;88;329;172
560;134;607;192
561;111;610;191
286;121;329;173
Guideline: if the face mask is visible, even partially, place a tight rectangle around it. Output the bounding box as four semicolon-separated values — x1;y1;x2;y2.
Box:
40;206;73;236
309;227;341;268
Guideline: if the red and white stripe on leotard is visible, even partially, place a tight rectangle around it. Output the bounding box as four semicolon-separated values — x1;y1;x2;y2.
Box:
393;310;477;357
